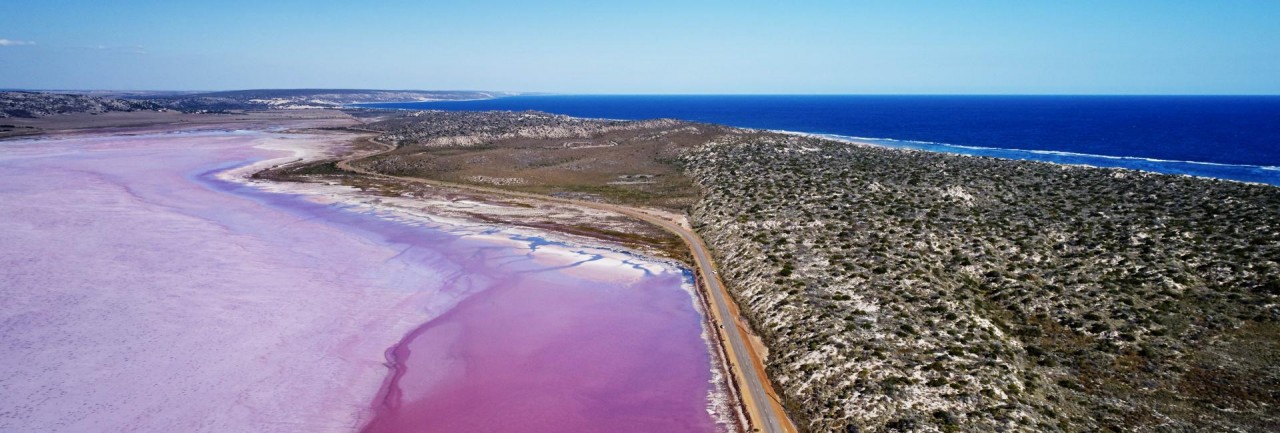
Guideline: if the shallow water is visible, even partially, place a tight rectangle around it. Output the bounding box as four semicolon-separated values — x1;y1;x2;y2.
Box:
362;262;718;433
0;127;725;432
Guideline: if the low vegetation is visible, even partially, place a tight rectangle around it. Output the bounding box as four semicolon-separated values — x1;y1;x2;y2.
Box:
357;110;732;210
684;134;1280;432
0;91;165;118
0;90;503;118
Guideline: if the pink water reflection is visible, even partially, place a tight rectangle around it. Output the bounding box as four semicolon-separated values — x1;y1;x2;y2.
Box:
364;255;720;433
0;127;728;433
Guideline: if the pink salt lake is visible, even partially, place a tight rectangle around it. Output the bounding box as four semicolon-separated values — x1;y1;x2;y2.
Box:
0;126;730;433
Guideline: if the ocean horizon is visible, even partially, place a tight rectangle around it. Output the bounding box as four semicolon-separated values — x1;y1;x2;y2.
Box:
363;95;1280;186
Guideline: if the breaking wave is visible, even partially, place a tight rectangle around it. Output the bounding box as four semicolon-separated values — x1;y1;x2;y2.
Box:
775;130;1280;186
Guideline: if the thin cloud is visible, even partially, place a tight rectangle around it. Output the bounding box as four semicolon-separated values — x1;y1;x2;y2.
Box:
71;44;147;55
0;39;37;46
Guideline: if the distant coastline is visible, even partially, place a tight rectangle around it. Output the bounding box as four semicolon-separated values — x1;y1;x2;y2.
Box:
360;94;1280;186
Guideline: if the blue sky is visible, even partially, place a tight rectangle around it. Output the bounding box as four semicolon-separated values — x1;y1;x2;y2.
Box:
2;1;1277;94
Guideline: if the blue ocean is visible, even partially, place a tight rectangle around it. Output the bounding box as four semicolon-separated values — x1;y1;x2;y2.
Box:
364;95;1280;185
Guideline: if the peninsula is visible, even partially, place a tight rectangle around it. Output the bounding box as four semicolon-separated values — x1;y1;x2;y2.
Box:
2;92;1277;433
269;103;1277;432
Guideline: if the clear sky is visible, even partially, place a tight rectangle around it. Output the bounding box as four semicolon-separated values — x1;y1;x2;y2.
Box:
2;0;1277;94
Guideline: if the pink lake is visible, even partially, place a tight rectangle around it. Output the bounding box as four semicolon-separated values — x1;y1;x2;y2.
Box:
0;125;731;432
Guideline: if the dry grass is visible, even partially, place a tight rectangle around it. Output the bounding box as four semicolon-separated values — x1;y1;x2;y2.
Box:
359;112;735;211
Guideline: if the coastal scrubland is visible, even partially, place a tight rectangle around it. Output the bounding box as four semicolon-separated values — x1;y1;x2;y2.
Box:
256;113;712;260
684;134;1280;432
0;91;168;118
0;90;499;119
0;90;495;139
356;110;733;210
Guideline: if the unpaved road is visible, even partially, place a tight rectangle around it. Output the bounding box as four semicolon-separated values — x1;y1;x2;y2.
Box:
332;132;797;433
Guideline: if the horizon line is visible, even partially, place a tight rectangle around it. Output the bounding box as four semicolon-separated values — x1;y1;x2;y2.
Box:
4;88;1279;97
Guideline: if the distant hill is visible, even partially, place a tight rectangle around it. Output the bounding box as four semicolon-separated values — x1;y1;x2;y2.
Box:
184;88;500;100
0;91;163;118
140;89;512;109
0;89;511;118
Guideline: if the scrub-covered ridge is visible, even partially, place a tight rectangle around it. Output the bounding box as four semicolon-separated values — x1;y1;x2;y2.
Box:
682;134;1280;432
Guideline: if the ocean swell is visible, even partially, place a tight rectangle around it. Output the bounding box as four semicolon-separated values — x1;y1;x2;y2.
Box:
796;131;1280;186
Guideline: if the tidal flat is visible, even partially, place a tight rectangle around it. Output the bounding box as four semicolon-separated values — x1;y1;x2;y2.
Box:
0;124;730;433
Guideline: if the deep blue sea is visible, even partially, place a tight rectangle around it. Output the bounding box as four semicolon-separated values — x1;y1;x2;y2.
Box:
364;95;1280;185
